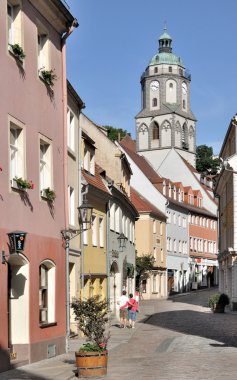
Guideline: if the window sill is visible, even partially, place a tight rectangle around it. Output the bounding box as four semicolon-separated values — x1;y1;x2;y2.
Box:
8;45;24;65
11;179;27;192
40;322;57;329
152;292;158;294
67;147;76;160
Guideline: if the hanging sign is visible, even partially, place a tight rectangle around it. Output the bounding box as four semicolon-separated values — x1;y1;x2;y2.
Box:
8;231;27;252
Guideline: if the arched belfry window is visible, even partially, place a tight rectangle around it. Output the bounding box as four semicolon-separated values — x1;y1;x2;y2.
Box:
152;98;157;107
152;122;159;140
182;123;188;150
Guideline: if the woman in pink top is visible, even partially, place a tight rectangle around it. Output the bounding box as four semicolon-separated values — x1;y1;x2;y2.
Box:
128;293;138;328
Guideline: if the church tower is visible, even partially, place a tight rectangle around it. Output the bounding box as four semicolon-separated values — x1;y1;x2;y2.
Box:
135;28;197;168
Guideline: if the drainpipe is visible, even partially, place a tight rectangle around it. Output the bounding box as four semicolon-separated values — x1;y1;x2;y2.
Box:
106;201;110;305
61;18;78;354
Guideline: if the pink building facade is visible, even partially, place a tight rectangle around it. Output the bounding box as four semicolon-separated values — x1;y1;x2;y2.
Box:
0;0;77;371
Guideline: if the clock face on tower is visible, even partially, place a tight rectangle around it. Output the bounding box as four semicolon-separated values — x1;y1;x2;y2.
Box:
150;80;159;91
182;82;187;95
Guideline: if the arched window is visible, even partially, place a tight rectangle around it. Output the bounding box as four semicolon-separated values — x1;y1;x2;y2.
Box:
169;82;173;89
39;261;55;324
152;98;157;107
154;67;158;73
152;122;159;140
182;123;188;150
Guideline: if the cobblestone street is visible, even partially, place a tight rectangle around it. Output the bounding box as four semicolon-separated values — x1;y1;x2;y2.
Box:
106;289;237;380
1;289;237;379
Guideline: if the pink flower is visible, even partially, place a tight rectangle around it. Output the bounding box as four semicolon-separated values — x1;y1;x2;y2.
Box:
99;343;106;349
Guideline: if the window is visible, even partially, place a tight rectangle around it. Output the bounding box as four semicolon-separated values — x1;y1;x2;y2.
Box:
161;248;164;262
92;214;97;246
173;239;177;252
115;205;120;233
84;144;95;175
67;108;75;151
204;240;207;252
154;67;158;73
152;98;157;107
40;139;52;191
173;213;176;224
99;217;104;247
169;82;173;89
179;240;182;253
182;217;187;228
152;274;157;293
200;217;202;226
125;217;128;238
130;221;133;242
7;1;22;46
37;26;49;71
10;121;24;180
152;123;159;139
169;66;172;72
183;100;186;109
110;203;115;230
178;214;181;226
39;261;55;324
68;186;75;226
190;237;193;250
191;215;195;224
153;220;156;234
173;186;176;200
167;211;171;223
160;222;163;235
153;247;156;260
198;198;202;207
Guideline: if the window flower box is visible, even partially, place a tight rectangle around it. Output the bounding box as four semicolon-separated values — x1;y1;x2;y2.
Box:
39;69;57;87
12;177;34;191
9;43;26;63
41;187;56;202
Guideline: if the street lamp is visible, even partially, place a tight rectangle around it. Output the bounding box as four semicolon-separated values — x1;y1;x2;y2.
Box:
61;198;93;353
117;232;127;251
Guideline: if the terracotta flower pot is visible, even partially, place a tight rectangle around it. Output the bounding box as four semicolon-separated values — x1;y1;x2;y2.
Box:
75;350;108;378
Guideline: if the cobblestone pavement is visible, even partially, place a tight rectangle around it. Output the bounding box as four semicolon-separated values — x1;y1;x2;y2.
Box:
1;289;237;379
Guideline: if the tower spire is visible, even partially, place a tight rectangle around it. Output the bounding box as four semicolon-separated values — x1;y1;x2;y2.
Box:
158;25;172;53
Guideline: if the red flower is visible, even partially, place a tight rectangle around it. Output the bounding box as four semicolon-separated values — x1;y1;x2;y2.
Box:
99;343;106;349
30;181;34;189
0;167;2;172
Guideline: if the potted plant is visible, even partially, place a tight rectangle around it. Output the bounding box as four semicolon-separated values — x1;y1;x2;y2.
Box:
42;187;56;202
40;69;57;87
13;177;34;190
208;293;230;313
9;43;26;61
71;296;110;378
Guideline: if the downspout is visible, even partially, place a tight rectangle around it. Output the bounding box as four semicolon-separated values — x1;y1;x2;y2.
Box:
61;18;78;354
106;200;110;304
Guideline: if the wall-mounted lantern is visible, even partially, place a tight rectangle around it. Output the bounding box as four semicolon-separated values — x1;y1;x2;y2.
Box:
78;198;93;231
117;232;127;251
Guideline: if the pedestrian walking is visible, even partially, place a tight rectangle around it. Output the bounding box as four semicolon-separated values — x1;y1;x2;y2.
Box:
117;290;129;328
128;293;139;328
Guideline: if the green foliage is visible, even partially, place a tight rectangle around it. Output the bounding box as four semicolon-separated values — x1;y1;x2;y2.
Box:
41;69;57;86
10;43;26;60
196;145;221;175
44;187;56;202
136;254;155;276
208;293;230;308
15;177;34;190
71;296;110;351
79;343;105;352
103;125;130;142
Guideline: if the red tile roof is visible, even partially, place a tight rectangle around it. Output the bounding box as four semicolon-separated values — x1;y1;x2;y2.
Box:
120;138;162;184
82;164;110;194
130;188;166;221
120;135;136;152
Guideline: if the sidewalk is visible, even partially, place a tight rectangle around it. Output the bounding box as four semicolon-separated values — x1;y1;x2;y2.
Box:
0;302;153;380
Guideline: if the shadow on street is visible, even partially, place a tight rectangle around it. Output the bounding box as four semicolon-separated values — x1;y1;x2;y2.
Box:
144;309;237;348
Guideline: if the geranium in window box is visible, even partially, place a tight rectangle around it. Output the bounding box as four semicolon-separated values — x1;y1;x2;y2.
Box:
39;69;57;87
41;187;56;202
13;177;34;190
9;43;26;62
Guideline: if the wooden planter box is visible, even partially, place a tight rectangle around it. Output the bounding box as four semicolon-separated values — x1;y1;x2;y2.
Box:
75;350;108;378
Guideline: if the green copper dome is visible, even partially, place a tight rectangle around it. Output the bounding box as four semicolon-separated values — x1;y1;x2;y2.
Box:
149;27;185;68
149;52;184;67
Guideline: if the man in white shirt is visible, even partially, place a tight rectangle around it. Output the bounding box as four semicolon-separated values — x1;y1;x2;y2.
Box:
117;290;129;328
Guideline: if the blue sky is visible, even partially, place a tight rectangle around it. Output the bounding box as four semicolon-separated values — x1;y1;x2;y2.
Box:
66;0;237;154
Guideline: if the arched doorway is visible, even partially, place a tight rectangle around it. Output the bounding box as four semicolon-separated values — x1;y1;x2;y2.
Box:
109;261;120;313
8;253;29;361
